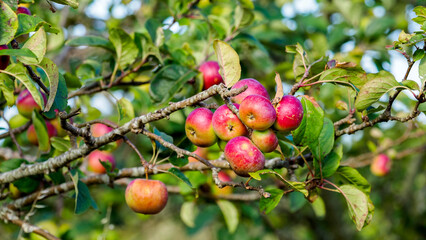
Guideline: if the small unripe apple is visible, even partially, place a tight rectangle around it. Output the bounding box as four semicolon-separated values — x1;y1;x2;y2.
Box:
212;104;248;141
50;118;67;137
9;183;21;199
239;95;276;130
199;61;223;90
274;95;304;132
87;150;116;174
224;136;265;177
185;108;217;147
27;121;57;145
188;147;209;163
370;154;391;177
231;78;270;104
17;6;31;15
251;129;278;153
211;171;233;195
125;179;168;214
16;89;46;119
0;45;10;70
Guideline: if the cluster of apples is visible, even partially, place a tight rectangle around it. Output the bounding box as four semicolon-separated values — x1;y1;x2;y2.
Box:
186;61;304;177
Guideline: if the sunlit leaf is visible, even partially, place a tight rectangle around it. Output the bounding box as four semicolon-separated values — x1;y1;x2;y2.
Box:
213;40;241;87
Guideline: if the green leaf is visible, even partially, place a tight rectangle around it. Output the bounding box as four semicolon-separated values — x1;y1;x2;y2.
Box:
315;145;342;178
413;49;425;61
335;166;371;194
169;153;189;167
0;158;27;172
234;6;254;30
66;36;114;51
339;185;369;231
14;176;40;193
17;27;47;65
117;97;135;124
51;137;71;152
213;40;241;87
289;191;307;212
2;0;18;11
319;67;367;90
401;80;419;91
49;0;79;9
249;169;308;196
109;28;138;69
293;97;325;146
145;18;161;45
35;58;59;112
259;189;284;214
15;14;60;37
70;170;98;214
43;73;68;119
355;71;401;111
309;118;334;161
1;63;44;110
153;127;173;152
0;48;37;58
0;74;14;106
149;64;197;104
311;196;326;218
168;167;193;188
32;111;51;153
420;55;426;85
64;72;82;88
217;200;239;233
0;2;18;45
180;201;198;228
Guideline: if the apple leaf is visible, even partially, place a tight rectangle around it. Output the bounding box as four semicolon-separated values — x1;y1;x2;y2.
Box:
319;67;367;90
217;200;239;233
43;73;68;119
168;167;193;189
311;196;326;218
181;201;198;228
292;96;324;146
15;14;60;37
117;97;135;124
51;137;71;153
249;169;308;196
49;0;79;9
314;145;342;178
66;36;114;51
0;74;14;106
69;170;98;214
309;117;334;161
259;189;284;214
420;55;425;85
0;2;18;45
36;58;59;112
109;28;138;70
17;27;47;65
339;185;369;231
0;158;27;172
31;111;51;153
290;191;307;213
334;166;371;194
213;40;241;88
0;48;37;58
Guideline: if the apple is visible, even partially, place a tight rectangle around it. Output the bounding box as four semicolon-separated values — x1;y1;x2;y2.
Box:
370;154;391;176
224;136;265;177
231;78;270;104
239;95;277;130
91;123;113;137
9;183;21;199
0;45;10;70
125;179;168;214
199;61;223;90
185;108;217;147
87;150;116;174
17;6;31;15
274;95;304;132
188;147;209;163
27;121;57;145
211;171;233;195
251;129;278;153
212;104;248;141
50;118;67;137
16;89;47;119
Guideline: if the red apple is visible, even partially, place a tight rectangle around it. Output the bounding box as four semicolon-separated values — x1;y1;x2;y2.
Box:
17;6;31;15
239;95;276;130
16;89;47;119
199;61;223;90
27;121;57;145
91;123;114;137
185;108;217;147
211;171;233;195
370;154;391;177
188;147;209;163
125;179;168;214
274;95;304;132
87;150;116;174
251;129;278;153
212;104;248;141
231;78;270;104
224;136;265;177
0;45;10;70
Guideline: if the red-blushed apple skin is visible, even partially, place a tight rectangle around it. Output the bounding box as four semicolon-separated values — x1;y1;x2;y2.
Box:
370;154;391;177
212;171;233;195
185;108;217;147
50;118;67;137
224;136;265;177
125;179;168;214
251;129;278;153
91;123;113;137
16;89;47;119
17;6;31;15
27;121;58;145
231;78;270;104
199;61;223;90
212;104;248;141
0;45;10;70
274;95;304;132
239;95;277;130
188;147;209;163
87;150;116;174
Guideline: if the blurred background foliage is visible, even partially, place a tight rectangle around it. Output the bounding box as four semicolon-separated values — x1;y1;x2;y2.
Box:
1;0;425;239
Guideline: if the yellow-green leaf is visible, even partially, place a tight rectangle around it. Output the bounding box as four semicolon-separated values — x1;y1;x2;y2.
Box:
213;40;241;87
